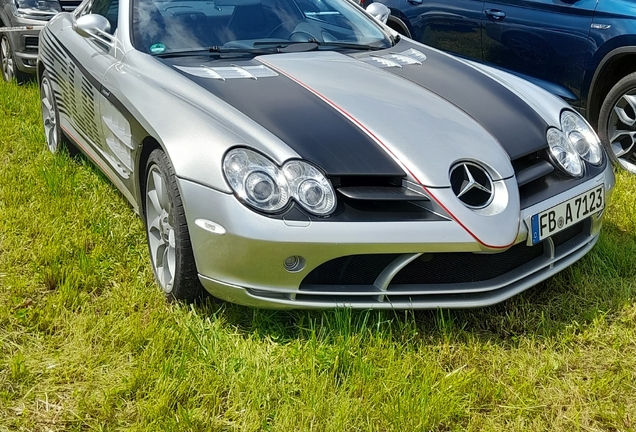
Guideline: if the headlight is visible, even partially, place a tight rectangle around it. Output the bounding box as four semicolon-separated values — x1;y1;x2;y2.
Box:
283;161;336;215
223;148;336;216
546;128;583;177
560;110;603;165
223;148;289;212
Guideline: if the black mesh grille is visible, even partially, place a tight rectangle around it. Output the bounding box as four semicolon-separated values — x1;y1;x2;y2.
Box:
300;223;587;289
390;242;544;285
301;254;399;286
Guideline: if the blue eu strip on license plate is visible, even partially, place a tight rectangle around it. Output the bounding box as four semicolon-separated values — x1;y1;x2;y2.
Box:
531;214;541;245
530;185;605;245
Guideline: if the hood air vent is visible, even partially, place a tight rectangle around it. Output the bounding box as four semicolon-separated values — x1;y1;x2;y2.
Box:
360;48;427;68
174;65;278;80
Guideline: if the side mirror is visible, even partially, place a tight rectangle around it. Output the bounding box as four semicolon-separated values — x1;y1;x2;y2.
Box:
73;14;114;45
366;3;390;25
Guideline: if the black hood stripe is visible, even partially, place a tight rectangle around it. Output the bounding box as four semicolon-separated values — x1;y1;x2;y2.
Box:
372;41;549;160
165;58;405;177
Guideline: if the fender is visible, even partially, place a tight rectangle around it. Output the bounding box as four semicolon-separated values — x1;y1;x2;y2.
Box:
586;44;636;121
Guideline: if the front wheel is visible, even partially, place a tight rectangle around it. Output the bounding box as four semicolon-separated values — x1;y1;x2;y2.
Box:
40;71;63;153
144;149;204;302
598;72;636;173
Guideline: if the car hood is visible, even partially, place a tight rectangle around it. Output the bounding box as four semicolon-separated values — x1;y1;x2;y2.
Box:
162;40;550;188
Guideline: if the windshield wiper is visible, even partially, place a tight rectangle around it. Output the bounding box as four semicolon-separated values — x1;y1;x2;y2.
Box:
311;40;386;51
254;39;386;51
154;40;386;58
153;46;281;58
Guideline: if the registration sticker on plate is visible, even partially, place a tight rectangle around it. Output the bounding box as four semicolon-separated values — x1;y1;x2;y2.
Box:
530;185;604;245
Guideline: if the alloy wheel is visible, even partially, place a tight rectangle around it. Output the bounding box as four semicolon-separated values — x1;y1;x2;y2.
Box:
40;76;59;153
1;36;15;82
145;165;176;293
607;91;636;173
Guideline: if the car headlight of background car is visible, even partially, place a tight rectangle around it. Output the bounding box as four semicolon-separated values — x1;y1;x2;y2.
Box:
12;0;60;18
546;110;603;177
223;148;336;216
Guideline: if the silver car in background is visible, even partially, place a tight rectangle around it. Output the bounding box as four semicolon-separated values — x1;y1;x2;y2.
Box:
0;0;78;82
37;0;614;309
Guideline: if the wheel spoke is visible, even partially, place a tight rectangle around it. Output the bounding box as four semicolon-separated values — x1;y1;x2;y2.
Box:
152;170;170;211
168;229;175;249
155;242;167;268
149;214;161;234
147;189;163;215
42;95;53;114
42;100;51;121
610;130;636;157
48;128;57;149
614;97;636;127
162;247;174;290
156;257;166;287
623;94;636;116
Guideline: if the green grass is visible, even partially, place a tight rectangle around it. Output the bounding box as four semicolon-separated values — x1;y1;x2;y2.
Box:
1;80;636;432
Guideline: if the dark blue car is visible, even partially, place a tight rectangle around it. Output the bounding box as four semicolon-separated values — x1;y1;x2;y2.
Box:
369;0;636;173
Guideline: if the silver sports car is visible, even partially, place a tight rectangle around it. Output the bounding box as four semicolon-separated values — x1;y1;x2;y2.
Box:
37;0;615;309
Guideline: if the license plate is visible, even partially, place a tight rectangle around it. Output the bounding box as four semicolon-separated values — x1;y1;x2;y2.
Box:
530;185;604;245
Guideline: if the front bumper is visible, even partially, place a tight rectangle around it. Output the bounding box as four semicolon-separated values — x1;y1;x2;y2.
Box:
179;163;615;309
0;18;46;73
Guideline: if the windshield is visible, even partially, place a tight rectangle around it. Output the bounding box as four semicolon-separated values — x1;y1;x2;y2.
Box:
131;0;391;54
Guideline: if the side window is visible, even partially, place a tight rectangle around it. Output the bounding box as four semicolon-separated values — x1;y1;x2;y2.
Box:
91;0;119;34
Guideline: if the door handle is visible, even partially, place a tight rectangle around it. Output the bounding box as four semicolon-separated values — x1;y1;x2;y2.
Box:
484;9;506;20
407;0;423;4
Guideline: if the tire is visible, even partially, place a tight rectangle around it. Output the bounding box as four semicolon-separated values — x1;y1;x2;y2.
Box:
0;34;29;84
144;149;204;302
40;71;64;153
598;72;636;174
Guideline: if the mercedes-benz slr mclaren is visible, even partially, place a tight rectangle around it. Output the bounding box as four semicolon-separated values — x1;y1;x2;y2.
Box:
37;0;615;308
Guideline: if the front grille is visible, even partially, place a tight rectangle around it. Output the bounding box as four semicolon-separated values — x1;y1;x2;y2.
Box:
300;242;544;289
247;218;596;308
59;0;81;11
302;254;399;286
390;242;544;285
552;221;584;248
23;36;38;53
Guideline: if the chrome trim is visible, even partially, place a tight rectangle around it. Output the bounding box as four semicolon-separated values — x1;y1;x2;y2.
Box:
373;253;421;301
